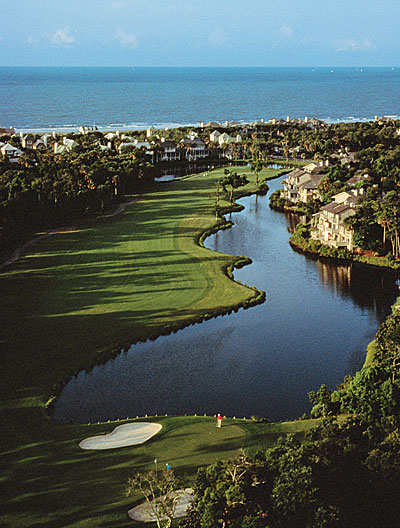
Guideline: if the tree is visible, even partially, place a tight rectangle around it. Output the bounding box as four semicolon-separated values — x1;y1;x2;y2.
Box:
250;160;263;185
126;468;182;528
308;384;340;418
183;451;271;528
221;169;249;205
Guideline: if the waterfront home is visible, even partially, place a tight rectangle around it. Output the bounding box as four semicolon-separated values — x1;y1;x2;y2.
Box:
21;134;35;149
269;118;287;125
332;188;364;205
40;134;53;147
54;137;79;154
306;118;326;129
118;140;154;162
146;126;157;137
209;130;222;142
105;131;120;140
79;125;98;134
311;202;356;250
153;139;181;162
180;137;208;161
303;162;325;174
218;133;235;146
204;121;220;128
281;168;314;203
33;139;47;150
1;143;23;162
297;173;325;203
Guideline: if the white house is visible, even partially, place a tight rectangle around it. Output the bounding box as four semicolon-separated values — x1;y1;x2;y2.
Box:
1;143;23;162
210;130;222;142
79;125;98;134
311;202;356;250
297;173;325;203
281;168;312;203
181;137;208;161
54;137;79;154
33;139;47;150
146;126;157;138
218;133;235;146
303;162;325;174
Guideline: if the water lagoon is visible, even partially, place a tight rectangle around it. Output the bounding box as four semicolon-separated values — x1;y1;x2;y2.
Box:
53;178;399;423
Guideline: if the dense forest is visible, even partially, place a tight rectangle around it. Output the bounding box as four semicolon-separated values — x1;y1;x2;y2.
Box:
0;132;152;254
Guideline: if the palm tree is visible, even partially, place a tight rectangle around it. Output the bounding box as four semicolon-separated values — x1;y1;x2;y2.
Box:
221;169;249;205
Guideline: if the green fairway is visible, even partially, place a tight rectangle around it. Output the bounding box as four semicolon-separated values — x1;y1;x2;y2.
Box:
0;165;313;527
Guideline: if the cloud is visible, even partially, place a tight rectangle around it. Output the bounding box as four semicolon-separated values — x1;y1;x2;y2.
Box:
279;24;293;39
115;29;138;49
207;27;233;48
335;37;377;52
50;26;76;45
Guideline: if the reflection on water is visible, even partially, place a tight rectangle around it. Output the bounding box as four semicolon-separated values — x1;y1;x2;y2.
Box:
53;176;399;424
154;163;222;182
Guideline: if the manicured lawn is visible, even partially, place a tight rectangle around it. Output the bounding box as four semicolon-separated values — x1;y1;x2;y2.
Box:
1;166;314;527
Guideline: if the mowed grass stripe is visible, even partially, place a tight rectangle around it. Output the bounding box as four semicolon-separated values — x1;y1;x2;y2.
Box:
0;166;274;398
2;166;319;528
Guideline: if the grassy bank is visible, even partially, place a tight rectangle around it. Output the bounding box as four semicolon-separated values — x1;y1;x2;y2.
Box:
1;166;313;527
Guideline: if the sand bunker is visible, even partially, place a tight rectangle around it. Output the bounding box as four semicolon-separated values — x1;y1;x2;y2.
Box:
79;422;162;450
128;488;194;522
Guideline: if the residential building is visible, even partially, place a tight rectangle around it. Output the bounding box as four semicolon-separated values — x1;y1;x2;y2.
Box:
21;134;35;149
146;126;157;137
209;130;222;142
153;139;181;162
297;173;325;203
54;137;79;154
180;137;208;161
1;143;23;162
281;168;313;203
311;202;356;250
346;173;369;187
218;133;235;146
303;162;325;174
33;139;47;150
79;125;98;134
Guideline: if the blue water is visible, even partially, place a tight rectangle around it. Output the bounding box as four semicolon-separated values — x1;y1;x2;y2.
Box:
53;178;399;423
1;67;399;131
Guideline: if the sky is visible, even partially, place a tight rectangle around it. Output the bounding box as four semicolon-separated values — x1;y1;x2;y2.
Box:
1;0;400;67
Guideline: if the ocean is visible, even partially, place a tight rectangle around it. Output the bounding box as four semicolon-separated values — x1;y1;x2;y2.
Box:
0;66;399;132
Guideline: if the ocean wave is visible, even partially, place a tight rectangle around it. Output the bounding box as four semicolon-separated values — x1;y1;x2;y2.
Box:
14;115;400;134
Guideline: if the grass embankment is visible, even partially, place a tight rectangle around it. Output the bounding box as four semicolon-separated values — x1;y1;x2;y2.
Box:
1;166;312;527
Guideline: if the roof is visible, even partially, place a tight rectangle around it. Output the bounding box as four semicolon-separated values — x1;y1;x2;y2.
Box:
298;174;324;189
321;202;354;215
157;140;177;149
1;143;22;153
346;174;367;186
285;168;306;179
